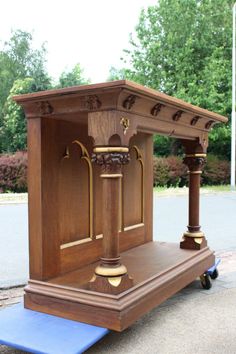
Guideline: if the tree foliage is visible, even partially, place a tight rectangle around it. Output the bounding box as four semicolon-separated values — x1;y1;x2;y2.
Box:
1;78;38;152
0;30;51;152
57;63;90;88
114;0;233;158
0;30;50;116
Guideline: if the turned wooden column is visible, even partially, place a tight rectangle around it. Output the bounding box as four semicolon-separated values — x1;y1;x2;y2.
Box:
89;146;133;294
180;153;207;250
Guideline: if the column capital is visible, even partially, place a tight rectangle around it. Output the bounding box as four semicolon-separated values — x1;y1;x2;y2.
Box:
183;154;207;172
91;147;130;173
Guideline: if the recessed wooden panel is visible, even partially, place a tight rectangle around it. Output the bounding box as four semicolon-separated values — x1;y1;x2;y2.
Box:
59;145;90;244
123;134;146;228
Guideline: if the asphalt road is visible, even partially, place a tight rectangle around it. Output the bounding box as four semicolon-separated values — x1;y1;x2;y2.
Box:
0;192;236;288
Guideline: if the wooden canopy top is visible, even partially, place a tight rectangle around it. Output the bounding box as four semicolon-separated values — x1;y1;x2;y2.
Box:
14;80;227;142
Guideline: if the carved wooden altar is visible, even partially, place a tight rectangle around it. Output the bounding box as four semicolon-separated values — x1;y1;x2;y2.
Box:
14;81;227;331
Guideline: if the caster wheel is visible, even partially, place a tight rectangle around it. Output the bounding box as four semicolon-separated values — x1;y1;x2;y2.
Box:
210;268;219;280
200;274;212;290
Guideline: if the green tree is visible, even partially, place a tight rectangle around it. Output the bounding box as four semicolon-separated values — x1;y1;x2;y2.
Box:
58;63;90;88
0;30;51;151
119;0;233;158
1;78;38;152
107;66;131;81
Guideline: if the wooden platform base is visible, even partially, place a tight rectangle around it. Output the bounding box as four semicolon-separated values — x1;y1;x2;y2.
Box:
24;242;214;331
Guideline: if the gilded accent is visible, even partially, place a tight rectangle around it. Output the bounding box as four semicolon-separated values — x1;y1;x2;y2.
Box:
108;277;122;287
73;140;93;240
133;145;145;223
194;238;203;245
183;231;205;238
93;147;129;153
124;223;145;231
120;117;130;135
185;153;207;157
60;238;92;249
89;274;97;282
63;146;70;159
95;264;127;277
100;174;123;178
95;234;103;240
187;171;202;175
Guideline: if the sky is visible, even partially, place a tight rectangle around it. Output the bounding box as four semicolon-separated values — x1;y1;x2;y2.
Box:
0;0;157;83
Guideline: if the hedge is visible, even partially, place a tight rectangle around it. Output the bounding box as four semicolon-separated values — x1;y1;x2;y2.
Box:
0;151;27;193
0;152;230;192
153;155;230;187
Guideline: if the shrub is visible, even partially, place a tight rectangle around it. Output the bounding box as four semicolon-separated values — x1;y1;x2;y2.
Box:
153;156;170;187
202;155;230;185
153;154;230;187
166;156;188;187
0;151;27;193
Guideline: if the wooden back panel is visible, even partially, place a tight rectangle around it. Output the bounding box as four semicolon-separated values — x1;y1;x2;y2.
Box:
28;117;153;279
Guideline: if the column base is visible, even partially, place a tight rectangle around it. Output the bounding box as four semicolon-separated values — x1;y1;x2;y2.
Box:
89;273;134;294
180;231;207;250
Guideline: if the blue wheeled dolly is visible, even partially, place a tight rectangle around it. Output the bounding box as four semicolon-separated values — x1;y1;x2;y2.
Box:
200;258;220;290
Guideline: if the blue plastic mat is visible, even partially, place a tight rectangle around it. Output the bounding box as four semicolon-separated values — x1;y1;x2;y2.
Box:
0;303;109;354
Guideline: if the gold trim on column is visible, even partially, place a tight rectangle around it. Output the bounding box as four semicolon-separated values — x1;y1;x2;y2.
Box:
185;153;207;157
100;174;123;178
183;231;205;238
93;147;129;153
187;171;202;175
95;264;127;277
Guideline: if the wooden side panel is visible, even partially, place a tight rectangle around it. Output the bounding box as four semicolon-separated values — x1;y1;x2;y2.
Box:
27;118;43;280
28;118;61;280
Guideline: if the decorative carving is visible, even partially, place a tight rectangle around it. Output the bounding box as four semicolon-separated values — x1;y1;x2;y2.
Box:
123;95;137;110
205;120;215;130
38;101;53;115
151;103;163;116
92;152;130;167
191;116;200;126
82;95;101;110
183;156;207;172
172;110;183;121
120;117;130;135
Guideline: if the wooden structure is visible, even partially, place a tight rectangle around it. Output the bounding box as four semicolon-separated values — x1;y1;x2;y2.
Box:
14;81;227;331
